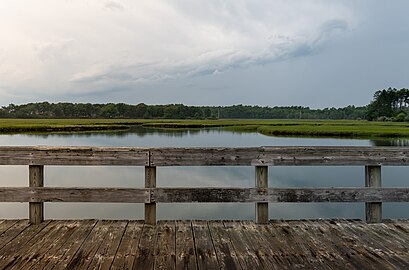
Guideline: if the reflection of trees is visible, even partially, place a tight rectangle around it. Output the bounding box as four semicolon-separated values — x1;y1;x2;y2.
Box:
135;127;202;138
371;139;409;147
28;126;205;139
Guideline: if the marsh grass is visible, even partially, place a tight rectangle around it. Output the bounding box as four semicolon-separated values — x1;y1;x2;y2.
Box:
0;118;408;138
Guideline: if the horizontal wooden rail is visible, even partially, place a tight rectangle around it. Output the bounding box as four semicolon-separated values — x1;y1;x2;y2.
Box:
2;187;409;203
0;188;150;203
1;146;409;166
1;146;409;224
0;146;149;166
152;187;409;203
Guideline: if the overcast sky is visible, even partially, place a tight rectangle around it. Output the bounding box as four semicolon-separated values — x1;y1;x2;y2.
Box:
0;0;408;108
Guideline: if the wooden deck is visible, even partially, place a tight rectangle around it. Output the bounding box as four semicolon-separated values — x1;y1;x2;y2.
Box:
0;219;408;269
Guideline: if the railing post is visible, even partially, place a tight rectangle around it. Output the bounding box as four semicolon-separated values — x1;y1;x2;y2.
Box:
255;166;268;224
145;166;156;225
365;165;382;223
29;165;44;224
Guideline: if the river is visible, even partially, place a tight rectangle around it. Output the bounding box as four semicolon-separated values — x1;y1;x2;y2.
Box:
1;127;408;221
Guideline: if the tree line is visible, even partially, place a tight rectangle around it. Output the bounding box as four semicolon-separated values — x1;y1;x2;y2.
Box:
0;87;406;120
366;87;409;121
0;102;366;120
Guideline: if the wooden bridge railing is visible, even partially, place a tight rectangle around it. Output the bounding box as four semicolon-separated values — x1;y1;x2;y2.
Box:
1;146;409;225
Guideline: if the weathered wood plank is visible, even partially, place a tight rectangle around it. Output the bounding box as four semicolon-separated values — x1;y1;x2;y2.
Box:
0;146;408;166
61;220;114;269
256;223;296;269
319;220;402;269
0;187;150;202
336;221;409;268
241;221;312;269
151;187;409;203
0;146;149;166
87;221;128;269
0;220;18;237
0;220;31;250
29;220;93;270
41;220;98;270
145;166;157;225
149;146;409;166
365;165;382;223
267;220;360;269
111;221;144;270
192;221;219;270
29;165;44;224
255;166;268;224
154;221;176;270
175;221;197;270
133;224;158;270
7;220;75;270
0;220;409;269
208;221;242;270
0;220;51;267
223;221;263;270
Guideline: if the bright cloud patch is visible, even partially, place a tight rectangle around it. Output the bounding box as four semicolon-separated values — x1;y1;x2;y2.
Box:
0;0;357;99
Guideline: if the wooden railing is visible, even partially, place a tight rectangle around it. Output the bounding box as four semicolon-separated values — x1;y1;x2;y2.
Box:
1;146;409;225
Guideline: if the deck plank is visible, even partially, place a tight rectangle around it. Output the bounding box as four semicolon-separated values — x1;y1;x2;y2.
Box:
54;220;113;269
0;220;50;268
265;220;346;269
295;220;368;269
132;224;158;270
334;220;409;269
308;220;396;269
223;221;263;270
154;221;176;270
87;220;128;269
208;221;242;270
192;221;219;270
31;220;97;270
0;219;408;269
0;220;31;250
8;220;73;269
111;221;144;270
0;220;18;238
175;221;197;270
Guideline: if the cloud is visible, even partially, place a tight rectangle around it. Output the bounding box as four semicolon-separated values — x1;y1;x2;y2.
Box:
34;39;74;61
104;1;124;11
69;19;349;85
0;0;359;101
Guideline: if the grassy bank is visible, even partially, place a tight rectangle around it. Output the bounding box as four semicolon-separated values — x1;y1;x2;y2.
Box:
0;119;147;134
223;120;409;138
0;118;408;139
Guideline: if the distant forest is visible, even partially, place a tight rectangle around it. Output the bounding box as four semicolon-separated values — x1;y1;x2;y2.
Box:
0;87;407;121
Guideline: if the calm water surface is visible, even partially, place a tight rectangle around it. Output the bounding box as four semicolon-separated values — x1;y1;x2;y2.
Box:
1;127;408;220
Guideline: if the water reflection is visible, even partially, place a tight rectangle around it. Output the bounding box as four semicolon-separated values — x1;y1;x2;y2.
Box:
371;139;409;147
0;128;408;220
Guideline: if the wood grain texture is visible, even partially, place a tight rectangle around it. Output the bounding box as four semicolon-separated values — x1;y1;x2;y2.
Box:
145;166;157;225
365;165;382;223
149;146;409;166
0;219;409;269
110;221;144;270
255;166;268;224
175;221;197;270
0;146;408;166
29;165;43;224
151;187;409;203
0;146;149;166
0;187;150;202
154;221;176;270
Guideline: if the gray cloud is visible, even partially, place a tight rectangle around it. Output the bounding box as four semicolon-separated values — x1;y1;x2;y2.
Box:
69;19;349;86
104;1;124;11
2;1;408;107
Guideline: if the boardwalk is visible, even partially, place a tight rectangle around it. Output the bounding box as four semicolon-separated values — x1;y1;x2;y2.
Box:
0;219;408;269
